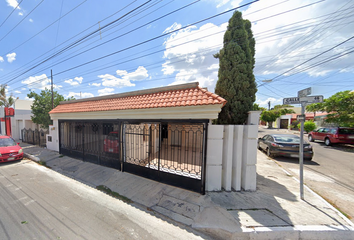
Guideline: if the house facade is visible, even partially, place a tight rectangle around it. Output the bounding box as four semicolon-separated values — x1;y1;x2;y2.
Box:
48;82;260;193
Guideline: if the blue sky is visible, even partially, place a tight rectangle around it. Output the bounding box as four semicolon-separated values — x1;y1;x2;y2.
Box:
0;0;353;108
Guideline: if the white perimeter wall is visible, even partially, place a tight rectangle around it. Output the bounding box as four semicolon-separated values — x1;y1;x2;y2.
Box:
47;111;261;192
205;111;261;191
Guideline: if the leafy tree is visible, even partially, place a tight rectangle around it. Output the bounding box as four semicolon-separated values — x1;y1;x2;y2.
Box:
321;90;354;127
260;110;279;128
214;11;257;124
306;102;323;118
297;121;316;133
260;106;295;128
252;103;266;111
27;89;74;129
0;84;15;107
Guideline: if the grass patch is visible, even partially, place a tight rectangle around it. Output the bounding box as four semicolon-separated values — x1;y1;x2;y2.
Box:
59;155;64;158
37;161;52;169
38;161;47;167
96;185;133;204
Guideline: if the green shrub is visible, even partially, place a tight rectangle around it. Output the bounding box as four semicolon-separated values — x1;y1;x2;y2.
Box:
297;121;316;133
291;120;299;130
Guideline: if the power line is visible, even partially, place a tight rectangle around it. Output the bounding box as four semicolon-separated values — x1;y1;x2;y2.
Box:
0;0;23;28
1;0;88;56
5;0;258;86
0;0;138;80
4;0;155;84
0;0;45;43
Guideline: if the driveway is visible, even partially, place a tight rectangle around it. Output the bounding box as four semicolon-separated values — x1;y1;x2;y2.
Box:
0;159;206;240
258;126;354;223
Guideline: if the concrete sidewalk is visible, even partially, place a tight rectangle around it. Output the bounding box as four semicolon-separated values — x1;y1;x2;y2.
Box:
21;143;354;239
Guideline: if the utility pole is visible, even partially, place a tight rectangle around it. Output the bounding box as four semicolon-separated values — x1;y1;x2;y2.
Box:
51;69;54;109
268;101;271;110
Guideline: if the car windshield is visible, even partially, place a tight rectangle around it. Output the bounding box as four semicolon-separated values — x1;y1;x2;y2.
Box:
0;138;17;147
338;128;354;134
274;136;300;143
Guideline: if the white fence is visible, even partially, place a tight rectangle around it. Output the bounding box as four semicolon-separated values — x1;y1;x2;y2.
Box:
205;111;261;191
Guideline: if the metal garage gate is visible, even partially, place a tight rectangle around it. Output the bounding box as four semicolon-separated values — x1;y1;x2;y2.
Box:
59;120;122;170
59;120;207;193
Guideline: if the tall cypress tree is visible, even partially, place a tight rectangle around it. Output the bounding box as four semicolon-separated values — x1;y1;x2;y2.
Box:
214;11;257;124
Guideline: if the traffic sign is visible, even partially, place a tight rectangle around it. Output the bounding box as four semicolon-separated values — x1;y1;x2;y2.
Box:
299;95;323;103
297;114;306;122
298;87;311;98
283;97;300;105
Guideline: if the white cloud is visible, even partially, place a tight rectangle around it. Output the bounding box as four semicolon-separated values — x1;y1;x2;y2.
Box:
0;56;3;62
18;12;23;16
66;92;94;99
89;82;101;87
29;19;33;23
6;53;16;63
98;88;115;96
256;97;282;108
65;76;83;86
216;0;230;8
162;22;227;92
6;0;20;9
99;74;135;88
163;22;182;34
99;66;148;88
242;0;354;77
22;74;62;90
14;90;21;94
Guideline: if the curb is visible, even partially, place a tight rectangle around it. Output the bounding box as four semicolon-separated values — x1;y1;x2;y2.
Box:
24;152;40;162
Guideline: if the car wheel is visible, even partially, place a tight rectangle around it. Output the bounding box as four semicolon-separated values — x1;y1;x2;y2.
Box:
324;138;331;146
257;142;261;150
308;135;314;142
266;148;273;158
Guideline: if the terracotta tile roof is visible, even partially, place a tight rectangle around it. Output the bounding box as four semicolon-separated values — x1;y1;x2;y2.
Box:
50;83;226;114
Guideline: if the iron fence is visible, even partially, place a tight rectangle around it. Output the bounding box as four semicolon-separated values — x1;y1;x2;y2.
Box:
21;128;48;147
58;119;207;193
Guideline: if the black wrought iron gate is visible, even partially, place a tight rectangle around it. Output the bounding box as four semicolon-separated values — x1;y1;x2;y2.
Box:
59;120;207;193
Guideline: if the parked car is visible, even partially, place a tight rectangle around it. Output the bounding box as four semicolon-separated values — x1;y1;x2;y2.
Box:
104;131;119;154
258;134;313;160
0;136;23;163
308;127;354;146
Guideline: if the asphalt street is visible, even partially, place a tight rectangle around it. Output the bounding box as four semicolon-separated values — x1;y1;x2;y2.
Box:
258;127;354;223
0;159;207;240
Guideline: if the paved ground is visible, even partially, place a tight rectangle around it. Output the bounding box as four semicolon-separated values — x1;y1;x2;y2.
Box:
0;159;206;240
18;142;354;239
258;126;354;223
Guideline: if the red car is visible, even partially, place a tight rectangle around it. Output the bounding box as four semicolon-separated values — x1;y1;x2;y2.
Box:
308;127;354;146
0;136;24;163
104;131;119;154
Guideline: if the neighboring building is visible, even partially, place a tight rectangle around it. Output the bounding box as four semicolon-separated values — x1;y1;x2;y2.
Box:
0;100;36;140
276;112;329;129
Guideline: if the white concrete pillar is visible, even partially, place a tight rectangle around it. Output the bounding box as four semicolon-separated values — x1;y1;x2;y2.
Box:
222;125;233;191
247;111;262;125
241;125;258;191
46;120;59;152
232;125;243;191
206;125;224;191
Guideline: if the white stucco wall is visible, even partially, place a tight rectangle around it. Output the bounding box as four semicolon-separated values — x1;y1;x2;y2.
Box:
205;111;261;192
